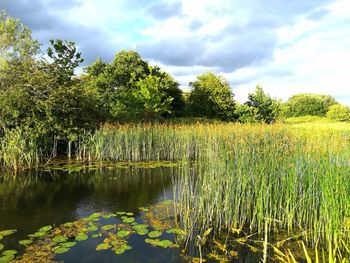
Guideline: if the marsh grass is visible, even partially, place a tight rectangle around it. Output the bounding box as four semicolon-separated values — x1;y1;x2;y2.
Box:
75;123;350;255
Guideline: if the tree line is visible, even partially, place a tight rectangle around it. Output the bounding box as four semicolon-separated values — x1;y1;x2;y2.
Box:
1;11;350;153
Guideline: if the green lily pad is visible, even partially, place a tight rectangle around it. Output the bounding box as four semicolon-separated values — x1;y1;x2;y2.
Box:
52;236;68;243
96;243;110;251
114;248;125;254
19;239;33;245
122;217;135;224
61;242;77;248
117;230;129;238
54;247;70;254
90;212;103;218
0;254;14;263
116;212;126;215
131;222;138;226
87;225;98;232
102;213;116;219
101;224;115;231
2;250;17;256
148;231;162;238
159;240;173;248
28;231;46;238
91;234;100;238
136;229;149;235
39;226;52;232
0;236;2;241
63;222;74;228
133;224;148;230
0;244;3;251
126;212;133;216
166;228;186;235
75;233;88;241
0;230;16;237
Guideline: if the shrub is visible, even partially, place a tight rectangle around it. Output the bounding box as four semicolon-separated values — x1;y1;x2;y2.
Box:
326;104;350;122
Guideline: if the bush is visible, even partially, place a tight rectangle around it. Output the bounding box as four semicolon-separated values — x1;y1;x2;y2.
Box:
284;115;331;124
326;104;350;122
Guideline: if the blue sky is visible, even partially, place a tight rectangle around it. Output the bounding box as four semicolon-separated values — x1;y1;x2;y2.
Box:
1;0;350;105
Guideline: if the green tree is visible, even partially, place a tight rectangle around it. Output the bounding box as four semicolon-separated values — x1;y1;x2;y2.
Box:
130;75;173;119
187;72;235;120
284;93;337;117
0;11;39;66
47;39;84;85
326;104;350;122
245;86;280;123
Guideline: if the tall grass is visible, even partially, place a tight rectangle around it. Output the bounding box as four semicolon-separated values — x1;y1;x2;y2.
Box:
0;128;40;170
76;123;350;250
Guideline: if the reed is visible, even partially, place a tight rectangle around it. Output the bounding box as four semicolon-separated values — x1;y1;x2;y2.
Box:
76;122;350;252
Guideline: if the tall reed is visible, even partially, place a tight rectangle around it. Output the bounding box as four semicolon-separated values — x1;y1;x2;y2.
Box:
76;123;350;249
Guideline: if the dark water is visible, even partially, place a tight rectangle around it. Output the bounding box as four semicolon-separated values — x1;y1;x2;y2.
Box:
0;165;263;262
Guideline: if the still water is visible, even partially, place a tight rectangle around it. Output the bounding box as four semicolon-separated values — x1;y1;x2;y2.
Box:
0;163;262;262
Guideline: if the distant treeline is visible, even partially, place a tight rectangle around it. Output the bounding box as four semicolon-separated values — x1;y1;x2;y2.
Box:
1;11;350;159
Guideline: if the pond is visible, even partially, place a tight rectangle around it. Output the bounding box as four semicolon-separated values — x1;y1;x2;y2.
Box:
0;163;262;262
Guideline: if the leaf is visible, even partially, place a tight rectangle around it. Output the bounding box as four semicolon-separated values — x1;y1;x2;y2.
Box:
61;242;76;248
28;231;46;238
54;247;70;254
0;230;16;237
52;236;68;243
126;212;133;216
114;248;125;254
136;229;149;236
19;240;33;245
63;222;74;228
2;250;17;256
0;254;14;263
75;233;88;241
96;243;110;251
87;225;98;232
117;230;129;238
116;212;126;215
0;236;2;241
39;226;52;232
122;217;135;224
148;231;162;238
101;224;115;231
0;244;3;251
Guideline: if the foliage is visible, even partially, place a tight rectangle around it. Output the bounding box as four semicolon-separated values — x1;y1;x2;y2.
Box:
47;39;84;85
284;93;337;117
234;103;259;123
187;72;236;120
326;104;350;122
245;86;280;123
283;115;332;124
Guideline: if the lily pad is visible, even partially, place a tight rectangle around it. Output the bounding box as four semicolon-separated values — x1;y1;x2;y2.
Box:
19;239;33;245
116;212;126;215
0;254;14;263
117;230;129;238
87;225;98;232
0;230;16;237
52;236;68;243
0;244;3;251
126;212;133;216
61;242;77;248
145;238;173;248
96;243;110;251
136;229;149;235
148;231;162;238
75;233;88;241
63;222;74;228
28;231;46;238
2;250;17;256
102;213;116;219
122;217;135;224
39;225;52;232
0;236;2;241
101;224;115;231
91;234;100;238
54;247;70;254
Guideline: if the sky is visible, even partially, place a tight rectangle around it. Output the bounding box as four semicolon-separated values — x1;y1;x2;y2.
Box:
1;0;350;105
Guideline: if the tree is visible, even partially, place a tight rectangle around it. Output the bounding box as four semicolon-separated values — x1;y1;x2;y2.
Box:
284;93;337;117
326;104;350;122
47;39;84;85
130;75;173;119
187;72;235;120
245;86;280;123
0;11;39;66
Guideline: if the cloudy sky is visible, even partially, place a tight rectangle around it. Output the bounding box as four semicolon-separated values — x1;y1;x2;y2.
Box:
1;0;350;104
